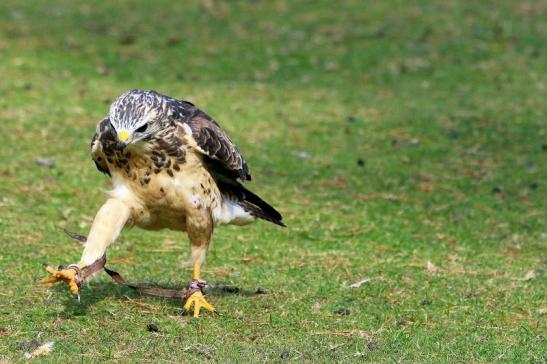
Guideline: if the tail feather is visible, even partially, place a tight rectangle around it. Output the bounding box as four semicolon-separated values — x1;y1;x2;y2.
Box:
217;181;285;227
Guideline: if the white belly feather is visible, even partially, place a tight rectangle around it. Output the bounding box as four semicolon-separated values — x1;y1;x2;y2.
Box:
213;198;256;226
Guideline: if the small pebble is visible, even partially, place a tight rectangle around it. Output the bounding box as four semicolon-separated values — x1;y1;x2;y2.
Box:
280;350;290;360
334;308;350;315
293;151;311;160
492;186;502;194
147;323;159;332
367;340;379;351
35;158;55;169
396;318;408;326
356;159;365;167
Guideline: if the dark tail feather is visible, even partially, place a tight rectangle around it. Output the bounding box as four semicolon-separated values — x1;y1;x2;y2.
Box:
241;188;286;227
217;181;286;227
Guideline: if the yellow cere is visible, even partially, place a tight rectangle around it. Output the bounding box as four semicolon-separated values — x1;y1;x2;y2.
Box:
118;130;129;142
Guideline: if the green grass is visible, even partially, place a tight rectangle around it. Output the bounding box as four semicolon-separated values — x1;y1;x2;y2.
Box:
0;0;546;362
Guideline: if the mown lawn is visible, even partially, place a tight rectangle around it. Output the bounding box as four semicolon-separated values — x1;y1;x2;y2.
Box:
0;0;545;362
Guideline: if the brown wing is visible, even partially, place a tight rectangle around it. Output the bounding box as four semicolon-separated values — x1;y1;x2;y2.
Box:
183;108;251;181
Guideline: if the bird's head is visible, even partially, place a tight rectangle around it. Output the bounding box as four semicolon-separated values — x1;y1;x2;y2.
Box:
107;89;169;149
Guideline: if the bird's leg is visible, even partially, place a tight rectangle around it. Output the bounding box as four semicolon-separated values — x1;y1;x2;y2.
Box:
183;245;215;317
183;217;215;317
42;198;130;297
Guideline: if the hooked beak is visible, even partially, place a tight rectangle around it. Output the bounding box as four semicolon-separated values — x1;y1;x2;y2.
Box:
117;130;129;149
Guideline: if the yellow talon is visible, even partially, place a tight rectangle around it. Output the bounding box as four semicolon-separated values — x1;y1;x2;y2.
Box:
41;266;80;296
183;291;215;318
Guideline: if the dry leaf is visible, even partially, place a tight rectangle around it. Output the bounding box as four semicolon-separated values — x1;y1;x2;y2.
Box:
513;269;538;281
418;183;436;193
24;341;54;360
523;270;537;281
426;261;440;274
292;151;311;159
446;254;459;262
414;172;434;181
328;343;345;351
324;176;348;188
348;278;371;288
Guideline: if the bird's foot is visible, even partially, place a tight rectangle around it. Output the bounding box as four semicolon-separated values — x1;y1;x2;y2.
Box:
183;280;215;318
41;265;81;297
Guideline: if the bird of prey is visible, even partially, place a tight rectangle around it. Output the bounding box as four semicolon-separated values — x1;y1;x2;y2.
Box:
43;89;284;316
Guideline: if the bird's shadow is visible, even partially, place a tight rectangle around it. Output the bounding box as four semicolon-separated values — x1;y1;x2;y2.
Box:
51;277;262;317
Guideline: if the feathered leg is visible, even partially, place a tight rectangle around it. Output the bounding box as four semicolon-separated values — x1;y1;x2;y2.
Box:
183;213;215;317
42;198;130;296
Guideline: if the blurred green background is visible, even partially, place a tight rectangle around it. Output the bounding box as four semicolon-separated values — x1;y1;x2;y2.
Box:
0;1;545;362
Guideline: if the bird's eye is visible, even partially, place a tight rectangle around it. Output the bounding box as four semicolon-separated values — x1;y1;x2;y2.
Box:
136;124;148;133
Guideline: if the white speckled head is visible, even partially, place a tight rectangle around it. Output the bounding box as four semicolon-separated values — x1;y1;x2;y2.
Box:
108;89;170;144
